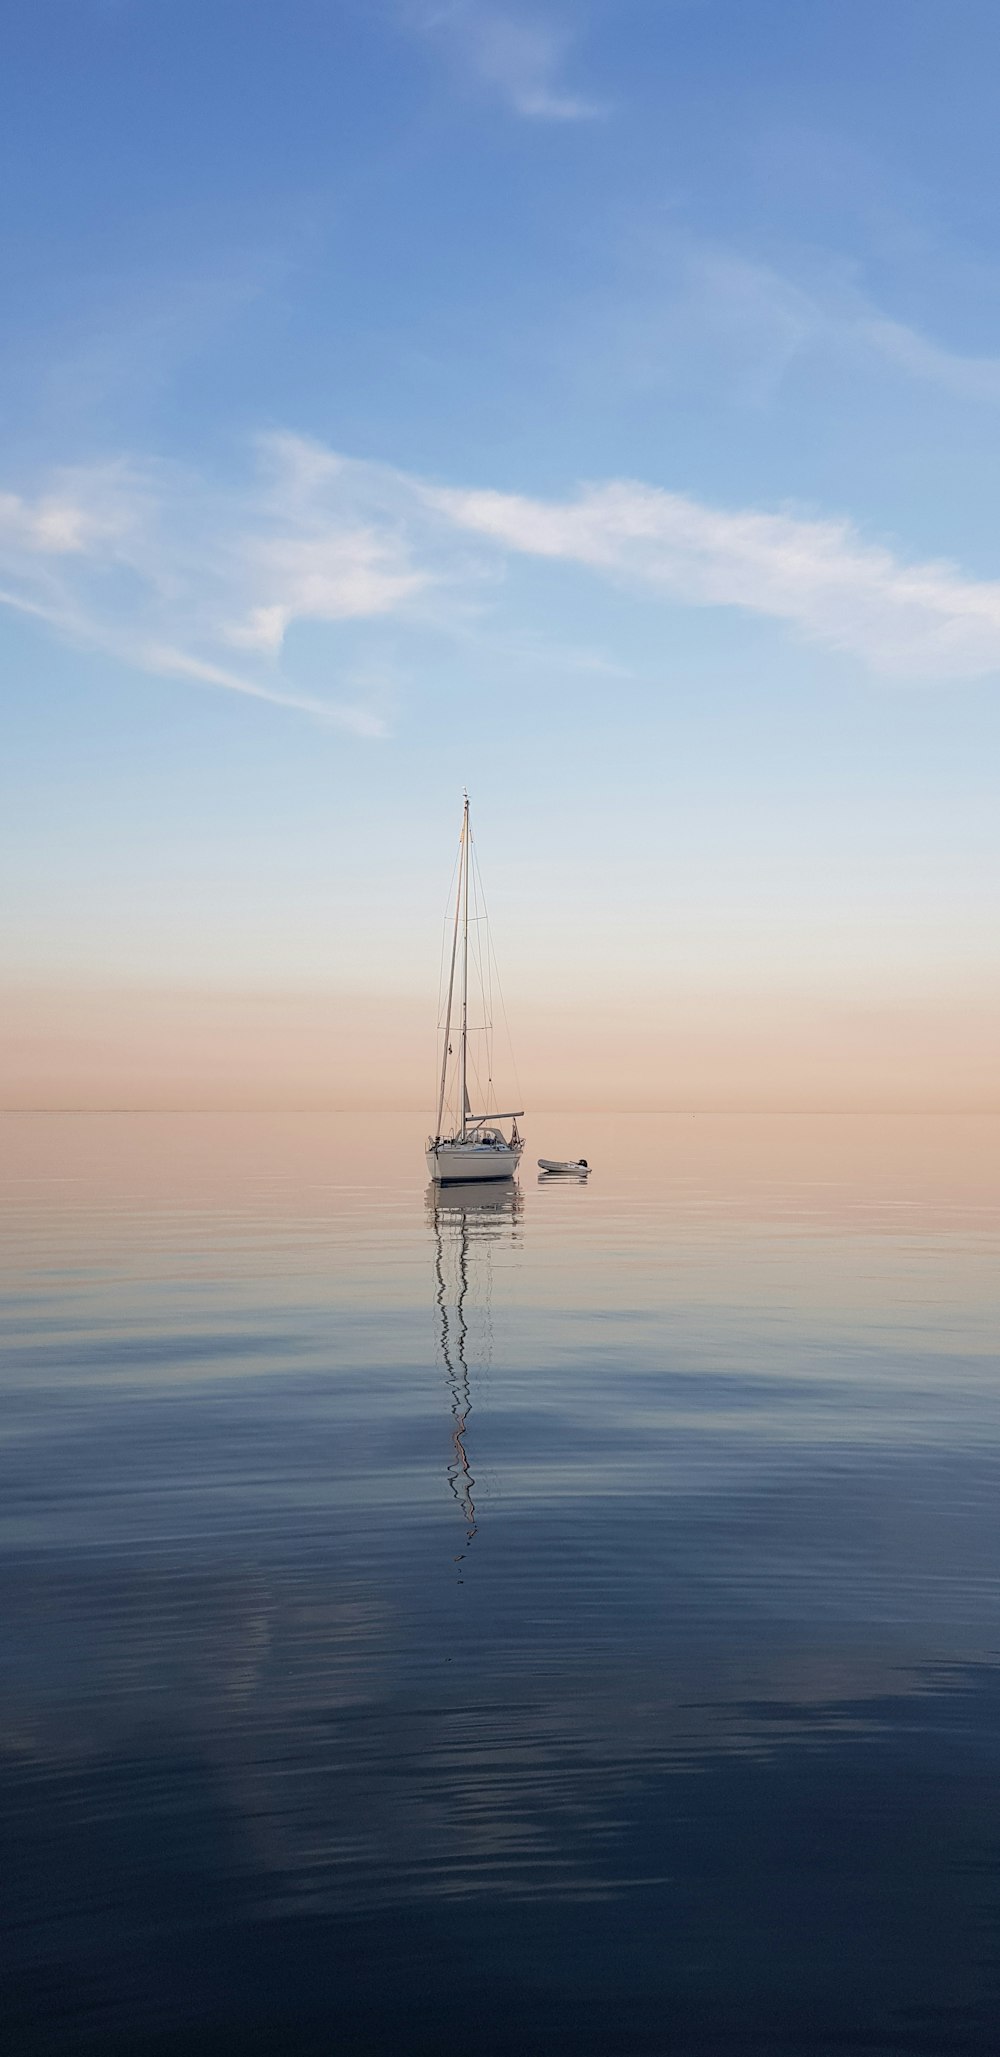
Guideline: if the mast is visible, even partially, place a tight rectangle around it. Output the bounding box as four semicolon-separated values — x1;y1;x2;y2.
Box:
436;801;465;1139
459;791;470;1140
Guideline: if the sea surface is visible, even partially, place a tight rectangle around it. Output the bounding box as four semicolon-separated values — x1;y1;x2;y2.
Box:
2;1111;1000;2055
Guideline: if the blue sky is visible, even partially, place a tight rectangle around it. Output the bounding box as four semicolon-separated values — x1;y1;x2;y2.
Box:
2;1;1000;1100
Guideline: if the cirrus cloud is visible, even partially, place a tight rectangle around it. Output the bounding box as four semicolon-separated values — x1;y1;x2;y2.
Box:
428;475;1000;680
5;431;1000;739
407;2;606;120
0;436;433;735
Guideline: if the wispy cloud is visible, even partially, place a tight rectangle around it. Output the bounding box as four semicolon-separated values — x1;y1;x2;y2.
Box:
410;3;605;120
0;438;431;733
6;434;1000;719
136;646;388;736
429;474;1000;679
628;242;1000;410
0;468;137;556
858;313;1000;402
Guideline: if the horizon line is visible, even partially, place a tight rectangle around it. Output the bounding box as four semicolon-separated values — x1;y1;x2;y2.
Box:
3;1106;999;1119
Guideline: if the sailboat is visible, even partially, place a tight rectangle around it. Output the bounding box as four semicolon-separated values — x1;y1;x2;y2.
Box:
426;795;525;1185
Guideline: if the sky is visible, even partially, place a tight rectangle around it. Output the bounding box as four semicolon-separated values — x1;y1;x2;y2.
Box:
2;0;999;1109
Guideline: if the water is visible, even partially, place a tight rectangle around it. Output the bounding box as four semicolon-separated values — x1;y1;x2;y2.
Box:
2;1111;1000;2055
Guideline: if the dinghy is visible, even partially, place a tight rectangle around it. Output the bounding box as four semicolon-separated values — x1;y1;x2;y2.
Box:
538;1158;591;1175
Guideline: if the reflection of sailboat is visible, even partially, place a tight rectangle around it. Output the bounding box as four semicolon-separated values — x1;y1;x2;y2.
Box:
426;795;524;1184
429;1181;523;1568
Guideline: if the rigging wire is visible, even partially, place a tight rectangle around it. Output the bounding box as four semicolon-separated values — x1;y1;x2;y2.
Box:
471;840;496;1109
435;831;463;1132
468;836;491;1114
434;802;521;1132
469;841;523;1120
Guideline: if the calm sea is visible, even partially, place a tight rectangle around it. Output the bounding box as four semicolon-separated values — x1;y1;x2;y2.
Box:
2;1112;1000;2055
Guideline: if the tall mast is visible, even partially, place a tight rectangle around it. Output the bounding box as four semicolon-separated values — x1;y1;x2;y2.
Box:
460;791;470;1137
436;801;465;1139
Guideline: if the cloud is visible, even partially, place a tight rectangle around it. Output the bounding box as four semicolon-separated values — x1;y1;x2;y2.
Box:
0;437;431;733
633;243;1000;411
859;315;1000;403
226;433;436;652
137;645;389;736
410;3;605;120
0;585;59;623
6;433;1000;721
224;529;427;652
0;470;136;555
428;476;1000;681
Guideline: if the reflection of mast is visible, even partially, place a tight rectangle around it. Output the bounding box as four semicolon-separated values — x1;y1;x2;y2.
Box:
434;1207;477;1562
430;1181;522;1573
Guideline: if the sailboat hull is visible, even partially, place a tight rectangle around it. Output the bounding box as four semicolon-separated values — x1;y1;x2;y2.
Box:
426;1142;523;1184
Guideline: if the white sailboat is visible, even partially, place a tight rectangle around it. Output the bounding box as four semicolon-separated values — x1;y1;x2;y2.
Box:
426;795;524;1185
